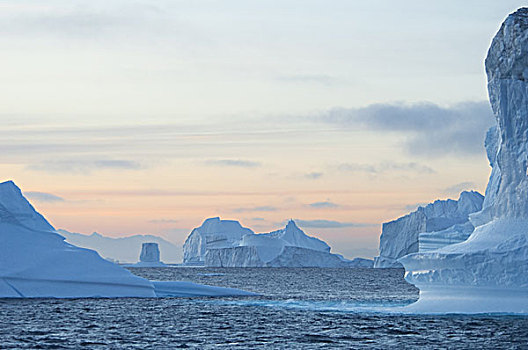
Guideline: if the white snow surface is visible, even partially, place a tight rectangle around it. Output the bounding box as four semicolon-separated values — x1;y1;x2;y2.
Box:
59;229;182;264
186;218;372;267
0;181;251;298
399;8;528;313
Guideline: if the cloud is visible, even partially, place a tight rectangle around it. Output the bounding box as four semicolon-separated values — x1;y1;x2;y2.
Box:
304;172;323;180
295;219;372;228
320;101;494;157
338;161;435;175
0;122;301;165
0;3;165;41
308;201;340;209
24;191;65;203
148;219;178;224
204;159;261;168
60;188;360;198
27;159;142;174
443;181;477;195
233;206;278;213
276;74;343;86
93;160;142;169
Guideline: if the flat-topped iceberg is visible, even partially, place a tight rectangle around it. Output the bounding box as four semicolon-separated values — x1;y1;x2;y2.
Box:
398;8;528;313
184;218;373;267
127;242;168;267
183;217;254;265
0;181;253;298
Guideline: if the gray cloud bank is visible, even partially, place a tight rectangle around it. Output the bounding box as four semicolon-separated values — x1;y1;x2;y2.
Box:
338;161;435;175
304;172;323;180
308;201;340;209
233;206;278;213
320;101;494;157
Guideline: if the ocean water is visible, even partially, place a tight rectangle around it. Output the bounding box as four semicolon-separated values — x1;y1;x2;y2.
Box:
1;268;527;349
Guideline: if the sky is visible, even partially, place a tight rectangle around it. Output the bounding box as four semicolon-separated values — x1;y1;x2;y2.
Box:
1;0;526;259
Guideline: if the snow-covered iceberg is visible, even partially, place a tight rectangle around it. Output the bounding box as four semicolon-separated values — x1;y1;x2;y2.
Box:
183;217;254;265
185;218;373;267
58;229;181;263
0;181;253;298
374;191;484;268
399;8;528;313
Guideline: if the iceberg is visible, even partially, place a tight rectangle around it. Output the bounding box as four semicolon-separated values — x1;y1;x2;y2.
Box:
140;243;161;263
374;191;484;268
399;8;528;313
418;221;475;253
205;246;372;268
0;181;253;298
183;217;254;265
127;243;168;267
260;220;331;252
185;218;373;267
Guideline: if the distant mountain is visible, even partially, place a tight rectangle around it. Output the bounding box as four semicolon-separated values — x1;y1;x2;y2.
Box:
58;229;182;264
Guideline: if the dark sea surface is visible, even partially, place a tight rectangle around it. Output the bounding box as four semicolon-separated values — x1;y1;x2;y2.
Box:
1;268;527;349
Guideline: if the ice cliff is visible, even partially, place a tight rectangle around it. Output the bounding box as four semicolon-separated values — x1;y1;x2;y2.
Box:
184;218;373;267
399;8;528;313
374;191;484;268
183;217;255;265
0;181;253;298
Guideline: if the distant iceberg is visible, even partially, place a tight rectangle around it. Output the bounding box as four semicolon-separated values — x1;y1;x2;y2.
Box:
183;217;254;265
184;217;373;268
0;181;253;298
127;242;168;267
